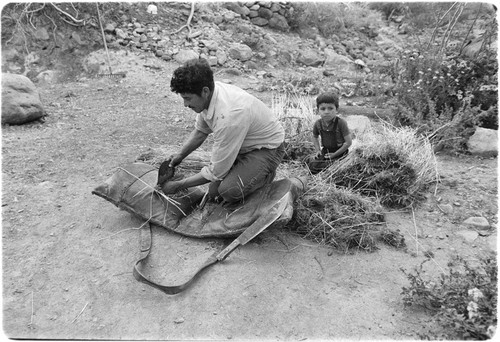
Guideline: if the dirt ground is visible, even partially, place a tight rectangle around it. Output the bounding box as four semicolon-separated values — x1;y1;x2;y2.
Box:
2;53;497;341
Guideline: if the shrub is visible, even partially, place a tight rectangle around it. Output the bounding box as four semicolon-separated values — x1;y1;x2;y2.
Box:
289;2;383;37
377;2;498;152
401;254;497;340
391;48;498;150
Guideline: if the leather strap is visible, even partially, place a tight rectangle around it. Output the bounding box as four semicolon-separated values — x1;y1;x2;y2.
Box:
132;195;289;295
132;228;220;294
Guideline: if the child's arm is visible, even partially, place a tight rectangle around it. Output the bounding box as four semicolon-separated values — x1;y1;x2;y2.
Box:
325;133;352;159
312;134;322;157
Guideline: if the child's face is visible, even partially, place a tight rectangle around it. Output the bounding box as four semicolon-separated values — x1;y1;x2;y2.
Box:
317;102;337;123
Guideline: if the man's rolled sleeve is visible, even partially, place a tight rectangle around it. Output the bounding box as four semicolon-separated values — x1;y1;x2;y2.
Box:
202;124;248;181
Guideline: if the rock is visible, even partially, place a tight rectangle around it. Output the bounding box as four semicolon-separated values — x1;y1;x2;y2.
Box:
2;73;45;125
486;235;497;251
323;48;354;69
467;127;498;157
258;7;274;19
296;49;324;67
224;3;250;17
71;32;85;45
344;115;371;138
200;39;218;51
34;27;49;40
270;3;281;12
216;50;228;65
456;230;478;243
104;23;116;33
147;4;157;14
188;31;203;39
439;203;454;215
250;17;268;26
268;13;289;32
115;28;128;40
36;70;59;84
207;56;218;66
223;11;238;22
354;59;366;68
228;43;253;61
248;10;259;18
463;217;490;230
174;50;199;64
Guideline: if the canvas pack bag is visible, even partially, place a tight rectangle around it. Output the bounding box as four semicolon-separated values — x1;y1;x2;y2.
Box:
92;162;306;238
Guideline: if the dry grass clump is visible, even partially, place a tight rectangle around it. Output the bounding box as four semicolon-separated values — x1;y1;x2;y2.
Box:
292;182;387;252
322;121;438;209
273;92;316;161
277;162;404;253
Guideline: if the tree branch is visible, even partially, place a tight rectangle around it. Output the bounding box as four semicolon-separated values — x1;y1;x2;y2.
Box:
172;2;195;37
49;2;85;25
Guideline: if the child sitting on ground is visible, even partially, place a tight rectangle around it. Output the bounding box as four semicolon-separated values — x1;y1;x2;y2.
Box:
305;91;352;174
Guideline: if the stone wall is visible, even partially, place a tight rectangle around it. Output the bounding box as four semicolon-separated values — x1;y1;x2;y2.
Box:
223;1;292;32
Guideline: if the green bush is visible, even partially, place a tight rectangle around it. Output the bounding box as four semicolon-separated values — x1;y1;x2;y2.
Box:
401;255;497;340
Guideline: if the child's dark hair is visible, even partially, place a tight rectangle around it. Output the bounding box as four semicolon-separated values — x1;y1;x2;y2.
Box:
316;92;339;110
170;58;215;95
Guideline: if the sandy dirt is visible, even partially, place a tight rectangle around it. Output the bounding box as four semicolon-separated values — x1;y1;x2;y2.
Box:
2;54;497;340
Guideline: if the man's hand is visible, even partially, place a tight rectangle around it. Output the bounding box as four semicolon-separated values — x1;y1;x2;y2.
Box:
168;154;183;168
161;180;184;195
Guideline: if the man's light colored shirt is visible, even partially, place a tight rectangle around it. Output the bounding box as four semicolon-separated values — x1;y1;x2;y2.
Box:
196;81;284;181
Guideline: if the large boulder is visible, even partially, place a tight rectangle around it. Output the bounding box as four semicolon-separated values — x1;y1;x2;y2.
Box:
467;127;498;157
2;73;45;125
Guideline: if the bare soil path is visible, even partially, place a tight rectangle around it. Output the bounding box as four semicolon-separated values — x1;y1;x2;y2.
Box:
2;54;497;340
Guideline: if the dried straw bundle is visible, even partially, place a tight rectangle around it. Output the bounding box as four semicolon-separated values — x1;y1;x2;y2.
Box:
321;121;438;209
281;161;388;252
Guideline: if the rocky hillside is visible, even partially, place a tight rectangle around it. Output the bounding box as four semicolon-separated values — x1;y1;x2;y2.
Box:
2;2;408;88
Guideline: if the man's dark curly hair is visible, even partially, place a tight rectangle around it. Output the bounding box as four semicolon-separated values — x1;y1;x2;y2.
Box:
170;58;215;95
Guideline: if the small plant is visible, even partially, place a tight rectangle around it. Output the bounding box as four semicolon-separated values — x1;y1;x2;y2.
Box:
401;254;497;340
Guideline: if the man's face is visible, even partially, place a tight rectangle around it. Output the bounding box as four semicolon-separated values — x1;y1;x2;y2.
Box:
180;87;211;113
317;102;337;123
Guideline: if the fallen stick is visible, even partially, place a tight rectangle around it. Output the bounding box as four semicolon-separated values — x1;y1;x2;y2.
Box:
411;207;419;256
313;256;324;280
28;291;34;329
72;302;89;323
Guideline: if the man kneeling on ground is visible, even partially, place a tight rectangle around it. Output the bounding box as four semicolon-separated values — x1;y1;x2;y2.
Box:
161;58;285;203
